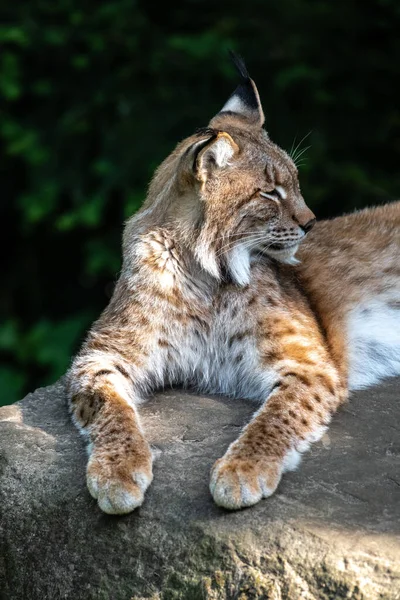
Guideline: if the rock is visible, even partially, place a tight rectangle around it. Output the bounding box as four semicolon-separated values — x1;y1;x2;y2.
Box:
0;378;399;600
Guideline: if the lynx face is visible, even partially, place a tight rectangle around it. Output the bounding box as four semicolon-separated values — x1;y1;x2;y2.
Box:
190;125;316;275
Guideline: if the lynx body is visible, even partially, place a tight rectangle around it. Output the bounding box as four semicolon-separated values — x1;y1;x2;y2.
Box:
67;59;400;514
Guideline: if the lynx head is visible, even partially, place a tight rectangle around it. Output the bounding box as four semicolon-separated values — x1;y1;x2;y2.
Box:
133;55;315;286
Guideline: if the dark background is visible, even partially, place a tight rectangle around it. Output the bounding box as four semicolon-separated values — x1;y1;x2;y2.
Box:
1;0;399;405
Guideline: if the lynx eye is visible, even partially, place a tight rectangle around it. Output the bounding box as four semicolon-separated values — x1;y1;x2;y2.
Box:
260;187;286;201
270;189;281;198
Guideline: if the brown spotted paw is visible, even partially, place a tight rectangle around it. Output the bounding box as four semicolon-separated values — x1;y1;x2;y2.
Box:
86;439;153;515
209;454;282;510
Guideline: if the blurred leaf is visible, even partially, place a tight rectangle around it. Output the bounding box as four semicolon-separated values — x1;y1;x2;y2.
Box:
18;182;59;224
0;52;21;100
56;194;107;230
22;314;92;381
0;26;30;47
0;321;19;351
85;238;121;277
0;367;25;406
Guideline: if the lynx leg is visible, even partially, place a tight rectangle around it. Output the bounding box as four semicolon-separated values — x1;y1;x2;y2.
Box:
210;311;347;510
68;354;153;515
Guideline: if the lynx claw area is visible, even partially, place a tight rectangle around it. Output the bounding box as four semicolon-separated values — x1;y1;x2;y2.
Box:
86;446;153;515
209;454;282;510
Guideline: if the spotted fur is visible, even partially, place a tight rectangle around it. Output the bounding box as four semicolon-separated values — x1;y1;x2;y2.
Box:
66;66;400;514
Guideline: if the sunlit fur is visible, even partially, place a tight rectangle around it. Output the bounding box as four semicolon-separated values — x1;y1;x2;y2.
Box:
66;73;400;514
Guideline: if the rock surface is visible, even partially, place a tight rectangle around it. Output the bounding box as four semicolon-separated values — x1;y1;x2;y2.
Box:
0;378;399;600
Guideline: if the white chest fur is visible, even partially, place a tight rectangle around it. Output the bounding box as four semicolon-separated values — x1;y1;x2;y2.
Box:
149;292;277;402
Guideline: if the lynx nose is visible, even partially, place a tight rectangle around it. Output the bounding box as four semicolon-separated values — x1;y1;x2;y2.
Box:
301;218;316;233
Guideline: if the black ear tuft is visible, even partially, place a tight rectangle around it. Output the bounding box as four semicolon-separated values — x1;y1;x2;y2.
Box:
228;50;250;81
210;52;265;128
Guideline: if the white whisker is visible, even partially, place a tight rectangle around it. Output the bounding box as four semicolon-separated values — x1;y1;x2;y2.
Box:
288;134;298;159
290;131;312;161
293;145;311;165
215;231;268;256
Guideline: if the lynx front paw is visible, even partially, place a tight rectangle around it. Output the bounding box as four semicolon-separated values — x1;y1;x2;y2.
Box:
86;439;153;515
210;454;282;510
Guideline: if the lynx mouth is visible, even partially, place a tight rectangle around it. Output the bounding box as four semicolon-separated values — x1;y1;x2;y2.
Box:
268;241;299;251
261;240;301;265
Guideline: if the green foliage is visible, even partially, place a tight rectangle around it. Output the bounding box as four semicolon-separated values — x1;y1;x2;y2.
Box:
2;0;400;405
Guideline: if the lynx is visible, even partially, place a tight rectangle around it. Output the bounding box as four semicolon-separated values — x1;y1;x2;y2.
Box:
67;57;400;514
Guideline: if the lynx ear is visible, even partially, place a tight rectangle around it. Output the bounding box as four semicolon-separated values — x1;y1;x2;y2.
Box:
210;53;265;128
194;132;239;182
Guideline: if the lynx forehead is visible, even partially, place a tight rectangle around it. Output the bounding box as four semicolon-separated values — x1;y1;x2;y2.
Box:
67;55;400;515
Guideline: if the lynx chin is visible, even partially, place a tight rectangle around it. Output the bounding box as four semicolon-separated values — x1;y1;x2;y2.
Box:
67;56;400;514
